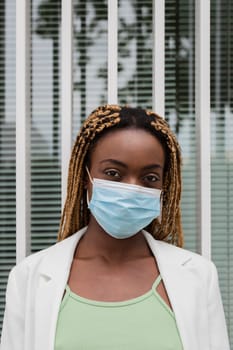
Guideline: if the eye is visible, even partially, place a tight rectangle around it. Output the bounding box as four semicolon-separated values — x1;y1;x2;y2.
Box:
143;174;160;183
104;169;121;179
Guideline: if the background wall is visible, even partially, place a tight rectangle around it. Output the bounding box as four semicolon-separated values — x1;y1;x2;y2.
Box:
0;0;232;345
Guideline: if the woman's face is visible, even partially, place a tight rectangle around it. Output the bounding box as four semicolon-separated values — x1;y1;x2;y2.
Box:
87;128;165;196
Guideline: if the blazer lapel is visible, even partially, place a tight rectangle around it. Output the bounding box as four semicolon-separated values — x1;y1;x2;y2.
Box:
34;227;87;350
143;231;200;350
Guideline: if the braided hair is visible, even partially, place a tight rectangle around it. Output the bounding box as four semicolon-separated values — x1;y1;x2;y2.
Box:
58;104;183;247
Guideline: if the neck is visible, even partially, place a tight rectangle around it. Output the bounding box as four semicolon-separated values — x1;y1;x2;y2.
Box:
74;216;151;262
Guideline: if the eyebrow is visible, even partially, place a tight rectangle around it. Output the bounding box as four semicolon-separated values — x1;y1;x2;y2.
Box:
99;159;163;170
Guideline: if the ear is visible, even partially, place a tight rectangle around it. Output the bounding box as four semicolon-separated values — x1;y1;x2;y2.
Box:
83;177;88;189
83;165;92;189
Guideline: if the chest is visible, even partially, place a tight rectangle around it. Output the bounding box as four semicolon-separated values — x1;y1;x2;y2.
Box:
67;256;172;308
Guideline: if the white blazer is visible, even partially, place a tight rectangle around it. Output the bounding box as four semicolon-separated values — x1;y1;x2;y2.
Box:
1;227;230;350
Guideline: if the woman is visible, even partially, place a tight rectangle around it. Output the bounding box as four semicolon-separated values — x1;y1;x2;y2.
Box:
1;105;230;349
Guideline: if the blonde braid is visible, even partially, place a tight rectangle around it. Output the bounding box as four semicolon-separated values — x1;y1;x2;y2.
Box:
148;112;183;246
58;105;121;241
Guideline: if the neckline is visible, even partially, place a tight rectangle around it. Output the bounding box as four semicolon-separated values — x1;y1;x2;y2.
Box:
66;274;162;308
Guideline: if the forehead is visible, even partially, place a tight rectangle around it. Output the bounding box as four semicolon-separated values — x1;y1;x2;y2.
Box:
89;128;165;167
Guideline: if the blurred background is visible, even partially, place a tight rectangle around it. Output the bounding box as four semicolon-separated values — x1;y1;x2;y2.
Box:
0;0;232;345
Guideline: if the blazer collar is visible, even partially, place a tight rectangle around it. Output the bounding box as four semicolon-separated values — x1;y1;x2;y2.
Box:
38;226;87;282
142;230;192;266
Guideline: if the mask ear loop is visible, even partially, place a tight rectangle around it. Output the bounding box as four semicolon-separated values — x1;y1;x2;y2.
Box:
85;166;93;184
86;190;90;206
157;191;163;224
85;166;93;205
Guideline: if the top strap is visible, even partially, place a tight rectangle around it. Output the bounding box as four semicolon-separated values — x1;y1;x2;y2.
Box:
153;274;162;289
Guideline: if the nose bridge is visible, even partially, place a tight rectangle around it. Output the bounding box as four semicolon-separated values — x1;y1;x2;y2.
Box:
123;174;140;186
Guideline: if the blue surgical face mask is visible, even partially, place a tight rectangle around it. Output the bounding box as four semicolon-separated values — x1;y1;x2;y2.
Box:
86;168;161;239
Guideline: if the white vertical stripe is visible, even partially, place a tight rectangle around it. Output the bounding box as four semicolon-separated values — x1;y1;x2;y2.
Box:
153;0;165;117
16;0;31;262
108;0;118;104
195;0;211;259
61;0;73;207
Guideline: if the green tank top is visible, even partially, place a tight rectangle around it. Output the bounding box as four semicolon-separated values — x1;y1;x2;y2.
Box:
55;275;183;349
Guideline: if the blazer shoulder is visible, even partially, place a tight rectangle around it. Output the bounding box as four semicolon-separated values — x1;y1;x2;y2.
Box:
9;230;82;278
7;243;56;285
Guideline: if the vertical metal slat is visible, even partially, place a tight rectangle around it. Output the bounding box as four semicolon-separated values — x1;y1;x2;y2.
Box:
153;0;165;117
195;0;211;259
61;0;73;207
108;0;118;104
16;0;31;262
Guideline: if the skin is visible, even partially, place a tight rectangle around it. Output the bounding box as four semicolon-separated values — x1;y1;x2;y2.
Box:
68;128;172;308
